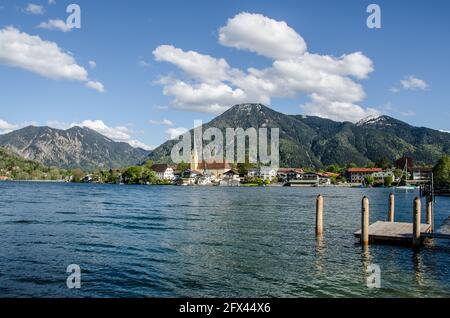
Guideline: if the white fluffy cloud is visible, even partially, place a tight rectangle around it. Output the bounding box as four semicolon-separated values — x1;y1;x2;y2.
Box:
153;12;376;122
153;45;231;83
72;120;153;150
400;76;429;90
160;79;249;114
0;119;18;134
25;3;45;15
0;27;104;92
37;19;71;32
85;81;105;93
219;12;307;60
166;127;189;140
301;94;380;123
88;60;97;69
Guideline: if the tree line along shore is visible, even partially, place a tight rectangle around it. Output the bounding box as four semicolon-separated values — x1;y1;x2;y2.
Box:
1;146;449;188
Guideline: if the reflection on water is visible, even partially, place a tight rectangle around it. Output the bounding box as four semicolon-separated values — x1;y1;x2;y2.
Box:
314;236;326;277
0;182;449;297
413;251;425;286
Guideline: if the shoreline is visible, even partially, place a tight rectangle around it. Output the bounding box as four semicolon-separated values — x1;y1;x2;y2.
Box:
0;180;402;189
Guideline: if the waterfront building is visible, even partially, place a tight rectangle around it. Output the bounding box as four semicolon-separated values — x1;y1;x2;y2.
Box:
220;169;240;186
277;168;304;181
176;170;200;186
411;167;433;181
260;167;278;181
372;170;395;183
151;164;175;180
346;168;383;183
190;152;232;179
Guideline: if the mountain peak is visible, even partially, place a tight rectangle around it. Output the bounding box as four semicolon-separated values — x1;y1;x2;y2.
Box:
0;125;150;170
227;103;268;114
356;114;410;128
149;103;450;168
356;115;383;126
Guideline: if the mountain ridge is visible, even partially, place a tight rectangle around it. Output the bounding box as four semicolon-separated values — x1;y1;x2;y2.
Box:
148;103;450;168
0;125;150;170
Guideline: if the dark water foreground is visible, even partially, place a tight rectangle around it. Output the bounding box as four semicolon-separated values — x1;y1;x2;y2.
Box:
0;182;449;298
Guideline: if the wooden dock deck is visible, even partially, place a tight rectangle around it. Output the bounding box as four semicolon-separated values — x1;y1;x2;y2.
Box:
354;221;432;245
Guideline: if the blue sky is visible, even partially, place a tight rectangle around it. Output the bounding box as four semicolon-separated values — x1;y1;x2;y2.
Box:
0;0;449;149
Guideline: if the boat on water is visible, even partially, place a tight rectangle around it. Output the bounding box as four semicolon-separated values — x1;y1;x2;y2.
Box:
395;185;419;191
394;158;419;191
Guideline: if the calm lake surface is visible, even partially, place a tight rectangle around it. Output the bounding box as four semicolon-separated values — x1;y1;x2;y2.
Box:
0;182;449;298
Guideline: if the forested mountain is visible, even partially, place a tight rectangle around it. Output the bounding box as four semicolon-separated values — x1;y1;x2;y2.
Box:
148;103;450;168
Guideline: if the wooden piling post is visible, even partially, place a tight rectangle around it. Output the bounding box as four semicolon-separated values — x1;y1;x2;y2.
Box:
315;194;324;237
388;193;395;222
361;196;370;246
413;197;421;248
426;197;433;232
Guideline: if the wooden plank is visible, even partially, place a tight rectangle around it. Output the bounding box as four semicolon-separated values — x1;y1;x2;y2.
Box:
354;221;432;243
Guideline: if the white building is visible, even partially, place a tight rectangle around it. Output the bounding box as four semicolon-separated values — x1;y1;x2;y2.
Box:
372;170;395;183
347;168;383;183
260;167;277;181
151;164;175;180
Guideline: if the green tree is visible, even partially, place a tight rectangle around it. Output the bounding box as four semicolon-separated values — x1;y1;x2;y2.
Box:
71;168;85;182
142;168;158;184
15;171;30;180
49;168;62;180
122;166;143;184
106;170;118;183
326;164;341;173
330;176;337;184
384;176;393;187
376;157;391;170
177;161;190;172
237;162;255;176
433;156;450;185
255;178;264;186
364;176;375;186
144;160;154;170
346;163;357;169
394;168;403;179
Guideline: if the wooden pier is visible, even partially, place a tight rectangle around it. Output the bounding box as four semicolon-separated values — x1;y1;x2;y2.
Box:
316;193;450;248
354;221;432;245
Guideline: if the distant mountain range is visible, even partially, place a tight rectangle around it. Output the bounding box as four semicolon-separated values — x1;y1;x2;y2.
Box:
0;126;150;170
148;103;450;168
1;104;448;171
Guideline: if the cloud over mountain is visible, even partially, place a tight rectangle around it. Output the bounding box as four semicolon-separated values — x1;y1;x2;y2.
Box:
153;12;376;122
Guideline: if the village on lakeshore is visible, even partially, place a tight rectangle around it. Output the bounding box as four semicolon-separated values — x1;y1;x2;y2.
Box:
48;156;442;189
2;146;449;193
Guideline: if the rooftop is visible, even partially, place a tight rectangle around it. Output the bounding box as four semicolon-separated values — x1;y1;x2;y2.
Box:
347;168;383;173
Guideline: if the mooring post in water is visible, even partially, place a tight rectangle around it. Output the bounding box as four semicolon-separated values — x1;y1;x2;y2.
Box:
426;196;433;232
413;197;421;248
388;193;395;222
315;194;324;237
361;196;370;246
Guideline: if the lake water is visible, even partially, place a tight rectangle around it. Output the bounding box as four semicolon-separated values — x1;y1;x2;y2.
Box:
0;182;449;298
